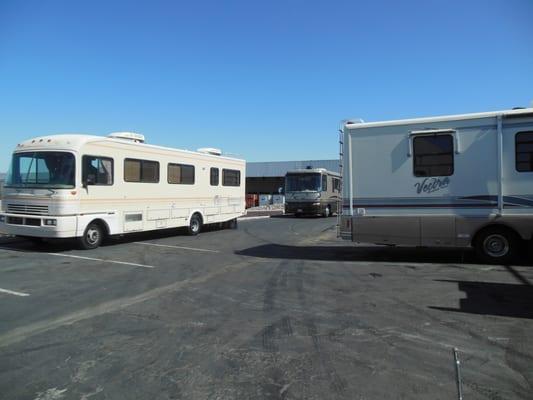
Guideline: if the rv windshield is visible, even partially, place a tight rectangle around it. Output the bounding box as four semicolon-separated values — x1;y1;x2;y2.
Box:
285;173;321;192
5;151;76;189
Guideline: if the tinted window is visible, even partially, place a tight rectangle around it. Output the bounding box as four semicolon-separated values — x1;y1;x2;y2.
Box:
516;132;533;172
210;168;219;186
322;175;327;191
124;159;159;183
222;169;240;186
83;156;113;185
168;163;195;184
333;177;341;192
413;135;454;177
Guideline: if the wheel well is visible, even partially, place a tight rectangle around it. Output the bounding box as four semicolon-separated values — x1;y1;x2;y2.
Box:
471;224;521;246
191;212;203;224
89;219;110;236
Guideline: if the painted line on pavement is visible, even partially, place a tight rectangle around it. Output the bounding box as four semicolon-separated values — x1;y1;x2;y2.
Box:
134;242;219;253
47;252;155;269
0;288;30;297
239;216;272;221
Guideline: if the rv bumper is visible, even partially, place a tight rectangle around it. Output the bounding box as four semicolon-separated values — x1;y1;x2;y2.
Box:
285;202;323;215
0;213;78;238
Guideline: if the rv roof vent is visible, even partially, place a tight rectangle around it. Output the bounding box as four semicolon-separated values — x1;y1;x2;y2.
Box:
512;107;526;110
197;147;222;156
108;132;145;143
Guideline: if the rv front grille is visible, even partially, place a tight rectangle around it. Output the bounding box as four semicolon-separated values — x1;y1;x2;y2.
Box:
6;216;42;226
6;204;49;215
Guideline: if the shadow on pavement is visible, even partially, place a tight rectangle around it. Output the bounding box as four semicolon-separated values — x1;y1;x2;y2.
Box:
0;224;231;253
234;243;533;266
430;271;533;319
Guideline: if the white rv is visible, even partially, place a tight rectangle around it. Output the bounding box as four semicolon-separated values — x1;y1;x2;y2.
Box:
338;107;533;263
0;132;245;249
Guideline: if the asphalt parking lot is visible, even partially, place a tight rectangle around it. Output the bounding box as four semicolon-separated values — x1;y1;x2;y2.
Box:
0;216;532;400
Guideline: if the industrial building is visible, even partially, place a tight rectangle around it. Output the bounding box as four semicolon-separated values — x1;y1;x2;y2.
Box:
246;159;339;195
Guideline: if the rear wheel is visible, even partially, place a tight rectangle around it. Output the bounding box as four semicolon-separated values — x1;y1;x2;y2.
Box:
78;222;104;250
188;214;202;235
474;227;521;264
226;218;238;229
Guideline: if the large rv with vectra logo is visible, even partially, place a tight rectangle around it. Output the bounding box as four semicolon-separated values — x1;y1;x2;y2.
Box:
338;107;533;263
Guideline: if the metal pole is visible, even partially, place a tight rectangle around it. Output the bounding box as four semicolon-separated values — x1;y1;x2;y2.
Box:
453;347;463;400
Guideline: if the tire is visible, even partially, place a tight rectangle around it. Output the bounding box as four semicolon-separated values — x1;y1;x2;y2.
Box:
187;213;202;235
474;227;521;264
78;222;104;250
323;206;331;218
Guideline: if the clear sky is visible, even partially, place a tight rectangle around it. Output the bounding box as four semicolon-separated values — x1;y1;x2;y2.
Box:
1;0;532;171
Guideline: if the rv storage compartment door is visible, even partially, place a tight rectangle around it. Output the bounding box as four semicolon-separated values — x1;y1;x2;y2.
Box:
420;217;456;247
353;216;420;246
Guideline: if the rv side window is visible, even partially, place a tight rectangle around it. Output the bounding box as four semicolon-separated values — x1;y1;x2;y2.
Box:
210;168;219;186
322;175;327;191
515;132;533;172
333;178;340;192
124;158;160;183
168;163;195;184
413;135;454;177
82;156;113;185
222;169;240;186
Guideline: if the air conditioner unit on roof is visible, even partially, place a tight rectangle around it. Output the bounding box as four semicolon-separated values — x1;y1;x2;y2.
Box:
108;132;145;143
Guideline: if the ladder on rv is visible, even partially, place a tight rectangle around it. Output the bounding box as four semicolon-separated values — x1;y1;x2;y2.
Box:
337;127;344;237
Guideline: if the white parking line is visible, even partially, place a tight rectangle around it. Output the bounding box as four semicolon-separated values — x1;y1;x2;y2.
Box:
239;216;272;221
47;253;155;269
0;288;30;297
134;242;219;253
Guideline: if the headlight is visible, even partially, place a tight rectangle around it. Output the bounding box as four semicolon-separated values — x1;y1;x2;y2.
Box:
44;219;57;226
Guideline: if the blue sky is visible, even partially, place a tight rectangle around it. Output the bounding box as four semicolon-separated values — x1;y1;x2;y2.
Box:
1;0;532;171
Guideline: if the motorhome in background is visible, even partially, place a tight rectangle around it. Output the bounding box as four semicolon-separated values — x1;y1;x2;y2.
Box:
284;168;341;217
0;132;245;249
338;107;533;263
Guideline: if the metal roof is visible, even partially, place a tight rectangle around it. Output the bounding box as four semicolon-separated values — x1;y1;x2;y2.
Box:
344;107;533;131
246;160;339;177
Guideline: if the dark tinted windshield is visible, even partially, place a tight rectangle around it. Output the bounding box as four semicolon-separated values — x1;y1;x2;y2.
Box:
285;173;321;192
6;151;76;188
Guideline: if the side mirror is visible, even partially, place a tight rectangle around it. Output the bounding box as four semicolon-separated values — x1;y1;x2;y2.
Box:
83;175;96;188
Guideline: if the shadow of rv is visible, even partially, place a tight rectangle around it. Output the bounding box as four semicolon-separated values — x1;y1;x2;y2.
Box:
0;224;229;253
234;243;533;266
430;270;533;319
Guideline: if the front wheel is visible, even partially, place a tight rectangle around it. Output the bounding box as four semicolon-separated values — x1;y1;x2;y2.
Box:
474;227;521;264
187;214;202;235
78;222;104;250
323;205;331;218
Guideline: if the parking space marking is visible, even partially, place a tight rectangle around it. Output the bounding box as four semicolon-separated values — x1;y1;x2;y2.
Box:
0;288;30;297
134;242;219;253
47;253;155;269
239;216;272;221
